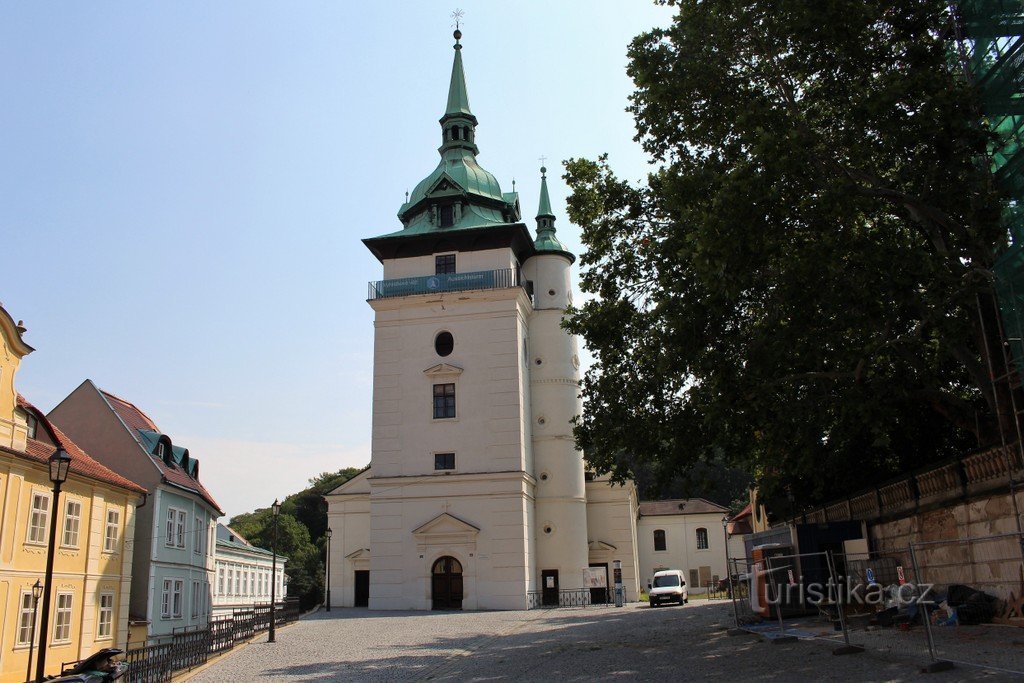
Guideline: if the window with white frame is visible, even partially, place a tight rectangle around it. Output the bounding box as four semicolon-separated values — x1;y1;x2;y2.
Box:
53;593;73;642
234;568;240;596
28;492;50;544
696;527;709;550
62;499;82;548
165;509;175;547
161;579;172;617
248;570;254;596
172;579;183;617
176;510;187;547
17;592;35;645
194;515;204;554
217;567;224;596
191;580;201;618
104;508;120;553
161;579;184;618
97;593;114;639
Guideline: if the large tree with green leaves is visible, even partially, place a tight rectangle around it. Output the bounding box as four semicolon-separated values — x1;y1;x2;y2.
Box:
565;0;1010;507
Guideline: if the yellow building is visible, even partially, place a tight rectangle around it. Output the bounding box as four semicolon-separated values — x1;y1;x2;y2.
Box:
0;305;146;682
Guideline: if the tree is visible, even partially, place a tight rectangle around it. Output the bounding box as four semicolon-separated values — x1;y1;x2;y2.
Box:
565;0;1008;507
228;466;363;609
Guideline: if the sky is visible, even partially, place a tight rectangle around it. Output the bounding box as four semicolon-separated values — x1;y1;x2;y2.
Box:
2;2;674;519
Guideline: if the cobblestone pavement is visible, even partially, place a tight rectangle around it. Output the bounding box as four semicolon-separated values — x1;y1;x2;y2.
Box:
185;601;1021;682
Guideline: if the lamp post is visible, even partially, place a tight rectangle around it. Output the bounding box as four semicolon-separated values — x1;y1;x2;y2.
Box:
35;448;72;683
26;579;43;683
325;527;332;612
723;514;741;629
268;499;280;643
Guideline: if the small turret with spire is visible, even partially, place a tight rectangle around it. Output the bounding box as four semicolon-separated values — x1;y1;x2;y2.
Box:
533;166;575;263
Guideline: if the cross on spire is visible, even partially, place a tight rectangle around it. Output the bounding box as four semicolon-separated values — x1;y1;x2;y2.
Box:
451;8;464;30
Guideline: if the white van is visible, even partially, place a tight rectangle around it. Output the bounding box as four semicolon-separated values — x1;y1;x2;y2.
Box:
649;569;688;607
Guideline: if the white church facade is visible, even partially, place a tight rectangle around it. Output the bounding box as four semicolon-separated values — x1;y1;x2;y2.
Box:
325;29;644;611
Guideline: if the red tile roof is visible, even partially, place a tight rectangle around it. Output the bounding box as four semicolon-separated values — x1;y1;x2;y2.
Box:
638;498;729;517
100;391;158;432
15;395;146;495
98;388;222;514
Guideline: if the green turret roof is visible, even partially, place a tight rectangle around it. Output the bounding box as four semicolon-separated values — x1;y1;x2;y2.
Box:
533;166;575;262
371;29;521;240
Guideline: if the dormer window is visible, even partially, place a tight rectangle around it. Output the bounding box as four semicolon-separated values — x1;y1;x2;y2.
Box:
26;414;37;439
156;443;165;459
440;204;455;228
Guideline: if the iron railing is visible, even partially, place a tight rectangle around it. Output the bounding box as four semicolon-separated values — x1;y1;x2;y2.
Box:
526;588;615;609
60;598;301;683
367;268;530;301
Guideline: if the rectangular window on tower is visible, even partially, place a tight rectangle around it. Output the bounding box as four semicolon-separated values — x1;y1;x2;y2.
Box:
433;383;456;419
434;453;455;470
435;253;456;274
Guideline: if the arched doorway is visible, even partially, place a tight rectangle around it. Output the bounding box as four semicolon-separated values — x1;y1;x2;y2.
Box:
431;556;463;610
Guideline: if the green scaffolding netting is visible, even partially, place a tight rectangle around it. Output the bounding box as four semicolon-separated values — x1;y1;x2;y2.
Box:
962;1;1024;372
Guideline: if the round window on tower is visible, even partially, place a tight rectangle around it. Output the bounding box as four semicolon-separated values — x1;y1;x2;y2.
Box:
543;525;553;535
435;331;454;357
548;289;556;296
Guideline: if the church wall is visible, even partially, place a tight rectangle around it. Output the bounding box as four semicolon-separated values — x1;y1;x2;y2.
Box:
585;479;642;601
367;472;532;610
382;248;521;280
369;289;532;480
325;490;369;608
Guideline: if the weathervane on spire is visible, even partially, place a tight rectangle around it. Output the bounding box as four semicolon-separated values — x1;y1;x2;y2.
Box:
451;8;465;31
539;155;548;175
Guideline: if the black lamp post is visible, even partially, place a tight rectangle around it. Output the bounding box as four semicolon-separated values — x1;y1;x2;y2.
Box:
268;499;280;643
723;514;741;628
35;448;71;682
325;528;332;612
26;579;43;683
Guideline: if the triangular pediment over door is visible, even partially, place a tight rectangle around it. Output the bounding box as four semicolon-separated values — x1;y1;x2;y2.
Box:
412;512;479;549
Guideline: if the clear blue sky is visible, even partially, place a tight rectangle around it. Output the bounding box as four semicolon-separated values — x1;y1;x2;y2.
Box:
2;2;672;518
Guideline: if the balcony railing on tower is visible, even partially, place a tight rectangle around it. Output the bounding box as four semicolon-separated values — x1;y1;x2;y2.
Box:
367;267;531;301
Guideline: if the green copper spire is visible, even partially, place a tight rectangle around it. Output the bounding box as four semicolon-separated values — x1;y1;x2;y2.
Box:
387;29;522;236
534;166;575;262
536;166;554;220
445;30;472;117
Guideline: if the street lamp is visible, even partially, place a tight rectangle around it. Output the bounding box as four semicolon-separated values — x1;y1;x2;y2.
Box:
268;499;280;643
35;447;71;682
26;579;43;683
325;528;332;612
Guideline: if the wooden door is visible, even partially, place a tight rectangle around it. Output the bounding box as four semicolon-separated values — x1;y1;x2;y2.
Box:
541;569;559;606
431;556;464;610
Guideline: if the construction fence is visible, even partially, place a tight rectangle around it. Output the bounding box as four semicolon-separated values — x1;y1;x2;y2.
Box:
727;532;1024;675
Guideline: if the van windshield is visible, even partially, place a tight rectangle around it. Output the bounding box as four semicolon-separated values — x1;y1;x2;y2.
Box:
653;575;680;588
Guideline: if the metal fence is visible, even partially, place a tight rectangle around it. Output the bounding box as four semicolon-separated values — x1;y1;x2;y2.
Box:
116;598;299;682
726;533;1024;676
526;588;617;609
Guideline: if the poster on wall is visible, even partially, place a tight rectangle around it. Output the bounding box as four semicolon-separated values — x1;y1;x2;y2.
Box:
583;567;607;588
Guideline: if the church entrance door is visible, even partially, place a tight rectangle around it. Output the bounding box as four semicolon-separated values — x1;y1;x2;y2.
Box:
431;556;463;610
354;570;369;607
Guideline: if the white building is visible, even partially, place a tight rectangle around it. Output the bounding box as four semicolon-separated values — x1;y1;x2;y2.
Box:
636;499;730;594
212;523;287;617
325;30;642;611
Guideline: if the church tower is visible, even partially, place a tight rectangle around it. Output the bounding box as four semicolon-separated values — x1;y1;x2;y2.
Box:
358;29;588;610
